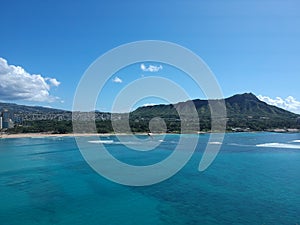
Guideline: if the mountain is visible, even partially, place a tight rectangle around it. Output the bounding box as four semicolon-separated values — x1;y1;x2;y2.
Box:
131;93;300;131
0;102;110;121
1;93;299;133
0;102;67;114
0;102;71;122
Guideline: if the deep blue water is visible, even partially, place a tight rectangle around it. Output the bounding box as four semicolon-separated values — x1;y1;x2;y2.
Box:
1;132;300;225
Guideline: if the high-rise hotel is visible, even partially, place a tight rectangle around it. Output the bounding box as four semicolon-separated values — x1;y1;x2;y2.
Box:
0;109;14;129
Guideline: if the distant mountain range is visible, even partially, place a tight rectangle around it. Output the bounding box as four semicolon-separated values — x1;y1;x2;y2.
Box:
0;102;67;114
1;93;299;133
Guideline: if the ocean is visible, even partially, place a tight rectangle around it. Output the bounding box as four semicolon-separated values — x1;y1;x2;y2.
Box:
0;132;300;225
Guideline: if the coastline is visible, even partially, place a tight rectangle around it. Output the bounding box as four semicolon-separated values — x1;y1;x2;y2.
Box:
0;133;116;139
0;132;158;139
1;129;299;139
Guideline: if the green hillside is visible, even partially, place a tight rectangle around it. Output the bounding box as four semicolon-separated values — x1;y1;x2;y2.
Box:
131;93;300;132
1;93;299;133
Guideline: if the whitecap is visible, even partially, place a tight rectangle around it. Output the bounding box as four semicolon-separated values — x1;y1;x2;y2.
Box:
88;140;114;144
208;141;222;145
256;143;300;149
291;140;300;143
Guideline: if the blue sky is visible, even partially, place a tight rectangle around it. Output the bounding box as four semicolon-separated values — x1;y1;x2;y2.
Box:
0;0;299;113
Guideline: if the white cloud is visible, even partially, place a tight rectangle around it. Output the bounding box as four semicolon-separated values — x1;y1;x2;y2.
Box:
142;103;156;107
112;76;122;83
140;63;163;72
46;77;60;86
0;57;60;102
258;95;300;114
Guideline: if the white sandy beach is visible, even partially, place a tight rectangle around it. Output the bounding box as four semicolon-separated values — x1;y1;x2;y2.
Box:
0;133;117;139
0;132;161;139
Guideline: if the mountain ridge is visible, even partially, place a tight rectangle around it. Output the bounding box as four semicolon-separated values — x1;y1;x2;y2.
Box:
1;93;299;133
0;92;298;116
133;92;299;116
131;93;299;131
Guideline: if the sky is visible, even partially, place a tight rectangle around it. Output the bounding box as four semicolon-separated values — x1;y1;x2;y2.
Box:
0;0;299;113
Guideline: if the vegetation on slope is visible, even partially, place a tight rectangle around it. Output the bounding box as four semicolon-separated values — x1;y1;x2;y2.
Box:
3;93;300;134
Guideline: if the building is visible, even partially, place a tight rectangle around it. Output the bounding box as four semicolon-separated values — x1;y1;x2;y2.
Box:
0;116;2;129
0;109;14;129
297;117;300;125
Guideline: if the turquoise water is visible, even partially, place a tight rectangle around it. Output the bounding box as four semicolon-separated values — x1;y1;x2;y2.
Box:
1;133;300;225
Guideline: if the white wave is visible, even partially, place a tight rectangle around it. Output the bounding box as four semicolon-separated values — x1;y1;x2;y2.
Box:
256;143;300;149
88;140;164;145
88;140;114;144
208;141;222;145
291;140;300;143
228;143;247;146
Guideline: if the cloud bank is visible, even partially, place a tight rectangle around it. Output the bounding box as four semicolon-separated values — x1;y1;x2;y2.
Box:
0;57;60;102
258;95;300;114
140;63;163;72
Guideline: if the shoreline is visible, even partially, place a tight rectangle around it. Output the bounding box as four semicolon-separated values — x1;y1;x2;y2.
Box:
0;132;164;139
1;130;298;139
0;133;115;139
